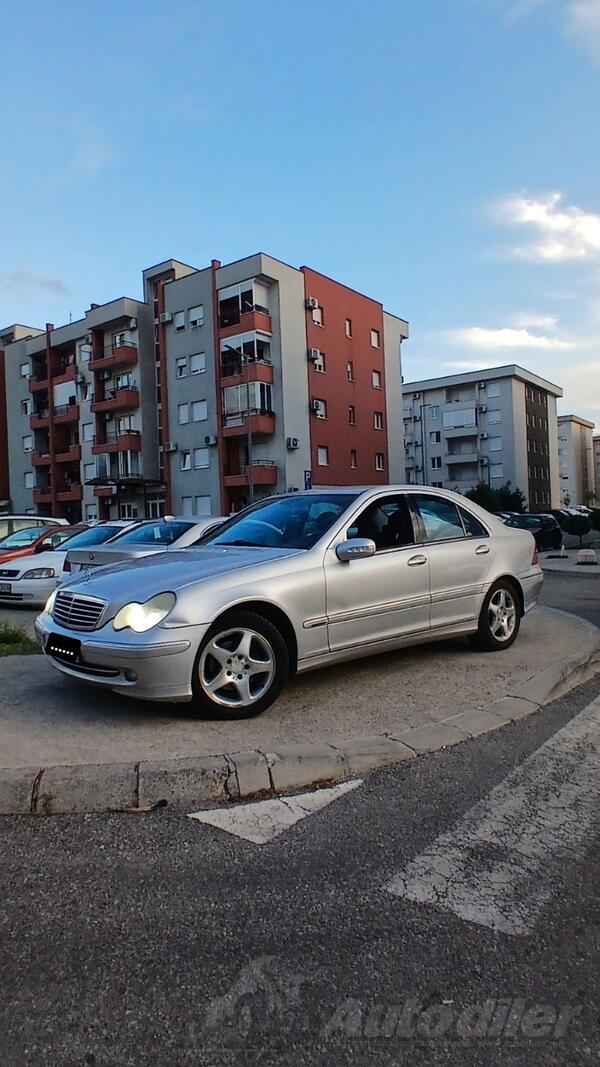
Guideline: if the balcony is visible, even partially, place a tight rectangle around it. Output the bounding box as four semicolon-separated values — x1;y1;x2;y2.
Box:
224;461;278;488
28;371;49;393
32;451;51;467
92;430;142;455
445;452;480;466
54;403;80;424
89;341;138;373
443;425;479;439
56;484;83;502
91;387;139;414
30;410;50;429
53;364;77;387
55;444;82;463
33;488;52;505
222;410;276;438
94;485;116;499
220;358;274;388
219;308;272;338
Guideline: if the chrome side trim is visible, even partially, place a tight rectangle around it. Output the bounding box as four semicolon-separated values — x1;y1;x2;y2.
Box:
326;594;430;626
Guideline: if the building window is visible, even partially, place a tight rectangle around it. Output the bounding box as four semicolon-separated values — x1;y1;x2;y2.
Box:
429;430;441;444
82;423;94;442
347;361;354;382
317;446;329;466
348;405;356;425
313;398;327;419
119;504;139;519
19;363;30;379
176;357;188;379
431;456;442;469
84;463;95;482
372;370;382;389
174;311;186;332
85;505;98;521
487;383;500;398
79;344;92;363
488;410;501;424
178;403;190;425
442;408;476;429
345;318;352;338
374;411;383;430
192;400;208;422
489;436;503;452
430;405;440;419
193;447;209;468
370;329;380;348
81;382;93;402
312;305;324;327
146;498;164;519
490;463;504;479
375;452;385;471
350;449;357;468
24;471;34;489
190;352;206;375
21;399;31;417
195;495;211;516
181;496;194;516
22;435;33;453
313;350;326;373
189;305;204;328
180;449;191;471
431;481;443;488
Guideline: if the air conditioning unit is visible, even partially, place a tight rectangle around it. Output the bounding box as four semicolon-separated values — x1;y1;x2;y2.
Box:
414;392;421;399
204;434;218;446
85;333;93;344
480;457;489;466
307;348;321;363
478;381;486;389
286;436;299;450
23;446;33;454
159;312;173;324
305;297;319;310
415;465;423;472
163;441;178;453
129;318;138;329
479;405;487;413
414;414;421;422
480;432;488;440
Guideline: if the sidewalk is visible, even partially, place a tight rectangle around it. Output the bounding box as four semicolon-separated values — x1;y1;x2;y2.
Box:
541;551;600;576
1;606;599;814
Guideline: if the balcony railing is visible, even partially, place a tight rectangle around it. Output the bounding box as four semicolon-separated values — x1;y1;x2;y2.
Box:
224;460;278;488
53;403;80;422
222;409;276;438
221;356;273;381
219;303;270;329
91;387;139;413
89;341;138;373
55;444;82;463
92;430;142;455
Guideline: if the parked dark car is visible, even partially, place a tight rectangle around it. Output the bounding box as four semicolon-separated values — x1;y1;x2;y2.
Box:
504;513;563;552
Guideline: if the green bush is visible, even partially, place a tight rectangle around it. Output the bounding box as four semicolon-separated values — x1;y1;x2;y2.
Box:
463;481;527;514
560;514;592;548
0;620;40;656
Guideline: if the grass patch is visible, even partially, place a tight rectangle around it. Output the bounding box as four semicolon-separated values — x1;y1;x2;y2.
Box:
0;620;40;656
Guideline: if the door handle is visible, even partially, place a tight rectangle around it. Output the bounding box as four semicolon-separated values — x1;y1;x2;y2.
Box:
407;554;427;566
475;544;491;555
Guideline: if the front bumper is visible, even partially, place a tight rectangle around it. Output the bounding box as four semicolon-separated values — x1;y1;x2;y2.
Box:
35;611;209;702
0;577;56;606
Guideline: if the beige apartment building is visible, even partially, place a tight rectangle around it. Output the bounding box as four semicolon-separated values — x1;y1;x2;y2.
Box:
557;414;596;507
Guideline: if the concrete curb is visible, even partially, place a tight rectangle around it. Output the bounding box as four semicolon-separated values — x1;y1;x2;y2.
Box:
2;611;600;816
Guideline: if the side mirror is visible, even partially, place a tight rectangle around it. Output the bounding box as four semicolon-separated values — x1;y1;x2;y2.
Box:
335;538;376;563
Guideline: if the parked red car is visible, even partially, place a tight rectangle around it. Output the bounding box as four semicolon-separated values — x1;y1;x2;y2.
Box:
0;525;83;564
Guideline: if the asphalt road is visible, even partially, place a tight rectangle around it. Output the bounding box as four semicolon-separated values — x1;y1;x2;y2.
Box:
1;573;599;1066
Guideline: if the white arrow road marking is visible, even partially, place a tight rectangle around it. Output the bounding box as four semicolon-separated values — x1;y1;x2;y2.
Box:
188;779;363;845
387;696;600;936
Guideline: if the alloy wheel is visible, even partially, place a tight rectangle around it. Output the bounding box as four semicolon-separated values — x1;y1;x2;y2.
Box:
198;627;276;707
488;588;517;642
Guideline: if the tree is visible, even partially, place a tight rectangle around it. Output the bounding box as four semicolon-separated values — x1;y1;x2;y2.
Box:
589;510;600;535
560;513;592;548
464;481;527;514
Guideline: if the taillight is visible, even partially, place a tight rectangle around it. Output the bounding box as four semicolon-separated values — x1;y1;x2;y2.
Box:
63;559;71;572
531;543;539;566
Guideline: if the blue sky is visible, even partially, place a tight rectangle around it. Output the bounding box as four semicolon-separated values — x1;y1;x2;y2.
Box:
1;0;599;420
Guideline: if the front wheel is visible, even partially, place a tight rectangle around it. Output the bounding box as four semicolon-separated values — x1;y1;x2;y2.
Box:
191;610;290;719
470;582;521;652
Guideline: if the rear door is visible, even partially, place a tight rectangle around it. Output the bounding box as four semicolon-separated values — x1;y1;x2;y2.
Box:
325;492;431;652
409;493;495;630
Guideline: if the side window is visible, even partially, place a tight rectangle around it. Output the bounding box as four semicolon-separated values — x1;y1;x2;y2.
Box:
412;495;464;542
459;507;489;538
347;496;415;551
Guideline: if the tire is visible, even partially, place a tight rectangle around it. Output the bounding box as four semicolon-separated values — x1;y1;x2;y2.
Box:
469;580;521;652
191;610;290;719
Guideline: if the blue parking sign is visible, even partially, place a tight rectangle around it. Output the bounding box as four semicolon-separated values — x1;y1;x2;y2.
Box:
304;470;312;490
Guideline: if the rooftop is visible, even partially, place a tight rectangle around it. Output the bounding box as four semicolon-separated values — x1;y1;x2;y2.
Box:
404;363;563;398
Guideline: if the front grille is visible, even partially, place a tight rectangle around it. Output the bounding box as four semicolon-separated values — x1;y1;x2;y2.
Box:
53;590;107;632
0;569;19;578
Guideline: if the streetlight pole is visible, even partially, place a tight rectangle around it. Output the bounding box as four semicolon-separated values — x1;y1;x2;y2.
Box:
224;344;254;505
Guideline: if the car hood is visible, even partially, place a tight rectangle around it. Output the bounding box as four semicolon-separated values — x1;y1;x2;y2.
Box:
60;546;302;602
11;549;65;576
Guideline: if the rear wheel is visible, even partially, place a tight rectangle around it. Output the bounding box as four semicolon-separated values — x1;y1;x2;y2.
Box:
470;581;521;651
191;610;289;719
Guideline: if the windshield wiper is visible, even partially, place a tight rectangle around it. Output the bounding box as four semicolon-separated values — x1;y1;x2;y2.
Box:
213;539;266;548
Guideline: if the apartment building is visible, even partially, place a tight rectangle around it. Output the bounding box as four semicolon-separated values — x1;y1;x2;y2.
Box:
594;436;600;506
402;365;562;509
2;254;408;520
557;414;596;507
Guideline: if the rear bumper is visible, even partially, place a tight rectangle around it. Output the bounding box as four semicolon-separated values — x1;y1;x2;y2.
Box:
521;570;544;613
34;611;208;702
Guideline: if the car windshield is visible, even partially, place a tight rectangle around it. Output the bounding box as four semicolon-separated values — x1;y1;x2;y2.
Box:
200;494;359;550
0;526;51;549
505;515;540;530
110;520;195;546
56;525;126;551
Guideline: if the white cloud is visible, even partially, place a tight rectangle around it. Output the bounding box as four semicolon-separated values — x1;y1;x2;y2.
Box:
513;312;559;328
0;269;69;296
564;0;600;61
492;192;600;262
450;325;574;349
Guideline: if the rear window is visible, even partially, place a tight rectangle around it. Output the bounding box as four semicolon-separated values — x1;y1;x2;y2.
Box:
0;526;51;549
59;526;125;550
111;521;194;546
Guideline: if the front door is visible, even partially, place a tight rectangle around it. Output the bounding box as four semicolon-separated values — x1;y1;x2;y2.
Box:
324;493;431;652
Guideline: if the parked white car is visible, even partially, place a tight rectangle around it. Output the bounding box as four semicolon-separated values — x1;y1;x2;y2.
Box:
64;516;226;576
0;522;131;606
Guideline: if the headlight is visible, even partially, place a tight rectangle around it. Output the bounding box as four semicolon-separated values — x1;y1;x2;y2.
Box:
22;567;55;579
113;592;176;634
45;589;57;614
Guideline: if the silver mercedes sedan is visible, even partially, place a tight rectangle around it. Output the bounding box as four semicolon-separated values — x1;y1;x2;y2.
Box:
35;487;543;719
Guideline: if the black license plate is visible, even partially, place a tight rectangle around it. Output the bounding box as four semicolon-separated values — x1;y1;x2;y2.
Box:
46;633;81;665
0;583;10;594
